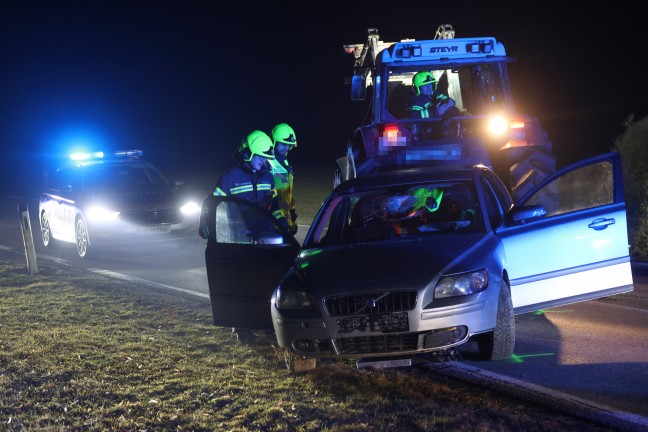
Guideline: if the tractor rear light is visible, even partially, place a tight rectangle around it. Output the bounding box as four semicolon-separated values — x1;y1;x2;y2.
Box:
377;124;407;155
509;119;525;129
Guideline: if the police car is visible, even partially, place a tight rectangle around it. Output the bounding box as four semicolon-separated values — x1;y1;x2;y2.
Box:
39;150;201;258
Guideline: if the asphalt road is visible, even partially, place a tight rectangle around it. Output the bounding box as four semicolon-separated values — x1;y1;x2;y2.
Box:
1;196;647;430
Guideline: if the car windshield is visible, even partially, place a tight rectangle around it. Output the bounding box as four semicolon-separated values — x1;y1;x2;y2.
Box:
308;180;485;246
81;165;170;190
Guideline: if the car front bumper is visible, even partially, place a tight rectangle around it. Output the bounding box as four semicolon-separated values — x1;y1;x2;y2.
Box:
271;284;500;359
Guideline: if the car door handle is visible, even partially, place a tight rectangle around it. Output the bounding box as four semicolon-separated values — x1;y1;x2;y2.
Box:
588;217;615;231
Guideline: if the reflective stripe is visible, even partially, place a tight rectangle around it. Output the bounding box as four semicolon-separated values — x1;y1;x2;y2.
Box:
228;183;273;195
270;159;291;190
410;103;431;119
257;184;273;191
230;185;254;194
215;183;273;196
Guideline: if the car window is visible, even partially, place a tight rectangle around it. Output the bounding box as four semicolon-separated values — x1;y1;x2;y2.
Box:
81;165;170;190
479;176;502;228
309;180;485;247
212;200;287;245
479;170;512;228
523;160;613;217
49;168;75;191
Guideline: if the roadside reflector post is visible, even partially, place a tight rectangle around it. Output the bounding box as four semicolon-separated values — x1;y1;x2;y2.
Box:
18;203;38;275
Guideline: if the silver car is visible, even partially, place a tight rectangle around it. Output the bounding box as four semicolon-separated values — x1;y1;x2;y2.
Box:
201;152;633;365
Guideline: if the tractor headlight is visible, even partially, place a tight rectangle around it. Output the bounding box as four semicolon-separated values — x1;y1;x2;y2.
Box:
434;270;488;299
487;116;508;136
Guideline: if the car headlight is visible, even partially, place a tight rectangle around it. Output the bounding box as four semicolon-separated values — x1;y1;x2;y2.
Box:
86;205;120;222
434;269;488;299
273;287;313;310
180;201;200;215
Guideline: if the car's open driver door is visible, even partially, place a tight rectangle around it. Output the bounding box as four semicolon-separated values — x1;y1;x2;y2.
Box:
202;195;300;330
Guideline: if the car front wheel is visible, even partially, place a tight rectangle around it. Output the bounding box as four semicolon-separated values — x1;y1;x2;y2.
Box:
75;217;93;258
40;211;57;248
476;280;515;361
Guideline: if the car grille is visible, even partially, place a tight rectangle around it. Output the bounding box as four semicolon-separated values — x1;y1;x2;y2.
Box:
298;326;468;357
323;291;417;317
332;333;420;354
120;209;182;225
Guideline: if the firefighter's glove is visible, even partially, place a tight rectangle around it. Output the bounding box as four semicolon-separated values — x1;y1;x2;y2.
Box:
290;209;298;222
198;223;209;239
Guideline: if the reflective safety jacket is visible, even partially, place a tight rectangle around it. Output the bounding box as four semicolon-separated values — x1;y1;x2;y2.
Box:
407;93;454;119
268;156;296;231
212;162;286;223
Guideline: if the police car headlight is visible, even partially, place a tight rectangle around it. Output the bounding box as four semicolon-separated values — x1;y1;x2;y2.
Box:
180;201;200;215
273;287;313;310
87;205;120;222
434;270;488;299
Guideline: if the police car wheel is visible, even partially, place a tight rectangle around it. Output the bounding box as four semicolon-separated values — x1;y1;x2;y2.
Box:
40;211;57;248
75;217;93;259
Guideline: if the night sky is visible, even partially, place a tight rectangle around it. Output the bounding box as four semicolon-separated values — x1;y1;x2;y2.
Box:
2;1;647;196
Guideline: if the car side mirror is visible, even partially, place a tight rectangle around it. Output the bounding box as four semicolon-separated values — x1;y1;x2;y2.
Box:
351;74;367;101
507;205;547;225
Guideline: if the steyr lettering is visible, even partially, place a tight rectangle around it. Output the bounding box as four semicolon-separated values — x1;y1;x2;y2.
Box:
429;46;459;54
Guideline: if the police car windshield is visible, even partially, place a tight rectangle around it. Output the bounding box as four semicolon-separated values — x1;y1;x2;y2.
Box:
81;165;170;190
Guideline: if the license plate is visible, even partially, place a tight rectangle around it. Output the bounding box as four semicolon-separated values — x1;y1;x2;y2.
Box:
138;225;171;234
337;311;409;334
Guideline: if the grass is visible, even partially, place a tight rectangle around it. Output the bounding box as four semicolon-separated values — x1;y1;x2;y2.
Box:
0;256;619;432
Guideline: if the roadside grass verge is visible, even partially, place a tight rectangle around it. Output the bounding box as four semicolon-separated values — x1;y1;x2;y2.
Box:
0;258;616;431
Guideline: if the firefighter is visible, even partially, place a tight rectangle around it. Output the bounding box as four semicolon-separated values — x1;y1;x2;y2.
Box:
407;71;458;119
198;129;288;239
269;122;299;234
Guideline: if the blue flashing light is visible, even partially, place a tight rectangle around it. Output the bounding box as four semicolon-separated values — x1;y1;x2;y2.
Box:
114;150;144;158
70;151;104;161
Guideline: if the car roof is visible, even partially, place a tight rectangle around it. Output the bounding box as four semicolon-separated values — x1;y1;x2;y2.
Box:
334;165;481;194
59;157;155;171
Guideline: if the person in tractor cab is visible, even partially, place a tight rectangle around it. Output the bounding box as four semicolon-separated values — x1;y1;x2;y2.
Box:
268;123;299;234
407;71;459;119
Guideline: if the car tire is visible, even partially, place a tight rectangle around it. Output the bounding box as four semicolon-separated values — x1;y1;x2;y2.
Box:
40;211;57;248
476;280;515;361
75;216;94;259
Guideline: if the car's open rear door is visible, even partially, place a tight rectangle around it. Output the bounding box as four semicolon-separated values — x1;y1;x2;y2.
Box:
202;195;300;330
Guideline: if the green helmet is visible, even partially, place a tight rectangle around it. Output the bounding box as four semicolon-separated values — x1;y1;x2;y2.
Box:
412;71;437;95
271;123;297;147
244;130;275;162
411;187;443;213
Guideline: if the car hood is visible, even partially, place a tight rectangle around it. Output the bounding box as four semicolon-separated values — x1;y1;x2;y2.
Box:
83;186;181;211
294;234;484;291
